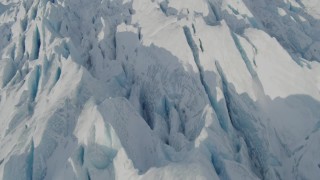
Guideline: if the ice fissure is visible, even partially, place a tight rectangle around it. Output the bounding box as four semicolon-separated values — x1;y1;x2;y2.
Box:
215;61;267;179
183;25;228;132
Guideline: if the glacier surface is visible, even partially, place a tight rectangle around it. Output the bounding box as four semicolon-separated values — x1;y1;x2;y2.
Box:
0;0;320;179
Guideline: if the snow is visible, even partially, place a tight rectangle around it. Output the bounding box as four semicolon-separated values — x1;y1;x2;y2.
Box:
0;0;320;179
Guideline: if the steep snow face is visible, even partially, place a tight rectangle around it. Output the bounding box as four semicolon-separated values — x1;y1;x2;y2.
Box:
0;0;319;179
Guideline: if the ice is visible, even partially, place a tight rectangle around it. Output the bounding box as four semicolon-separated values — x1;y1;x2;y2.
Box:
0;0;320;179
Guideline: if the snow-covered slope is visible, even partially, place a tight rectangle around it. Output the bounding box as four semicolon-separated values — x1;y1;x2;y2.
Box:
0;0;319;179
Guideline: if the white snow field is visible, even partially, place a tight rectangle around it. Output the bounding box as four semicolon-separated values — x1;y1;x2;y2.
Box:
0;0;320;179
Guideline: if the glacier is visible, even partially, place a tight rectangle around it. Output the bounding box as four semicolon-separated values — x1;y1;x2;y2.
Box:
0;0;320;179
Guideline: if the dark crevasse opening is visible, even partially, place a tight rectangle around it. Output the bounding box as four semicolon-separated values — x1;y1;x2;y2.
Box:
29;65;41;101
139;87;155;130
31;26;41;60
26;140;34;180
